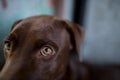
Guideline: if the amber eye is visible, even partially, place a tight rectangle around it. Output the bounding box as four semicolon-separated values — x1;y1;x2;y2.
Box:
4;40;11;52
40;46;55;56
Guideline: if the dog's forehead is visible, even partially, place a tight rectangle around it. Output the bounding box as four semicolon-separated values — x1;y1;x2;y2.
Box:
10;17;70;47
12;16;65;33
28;19;69;46
12;17;67;37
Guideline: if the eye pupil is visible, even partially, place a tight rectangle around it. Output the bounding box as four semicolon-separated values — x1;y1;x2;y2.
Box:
43;47;52;54
45;47;50;52
45;48;48;52
41;46;55;56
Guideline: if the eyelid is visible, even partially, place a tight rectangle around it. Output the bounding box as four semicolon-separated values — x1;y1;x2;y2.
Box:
6;33;17;42
4;40;11;45
35;40;46;48
35;39;59;52
46;42;58;52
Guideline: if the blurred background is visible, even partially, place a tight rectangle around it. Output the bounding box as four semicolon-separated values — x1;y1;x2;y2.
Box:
0;0;120;69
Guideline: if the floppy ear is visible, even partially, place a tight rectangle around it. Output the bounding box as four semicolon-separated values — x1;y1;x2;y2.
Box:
65;20;84;61
10;20;22;31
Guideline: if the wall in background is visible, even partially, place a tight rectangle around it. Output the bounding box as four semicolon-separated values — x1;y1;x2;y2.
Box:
62;0;74;21
83;0;120;64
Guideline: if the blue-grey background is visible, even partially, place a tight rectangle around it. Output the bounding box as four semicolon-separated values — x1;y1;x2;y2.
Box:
83;0;120;64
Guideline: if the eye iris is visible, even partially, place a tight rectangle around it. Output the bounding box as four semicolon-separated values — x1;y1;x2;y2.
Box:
43;47;52;54
41;46;55;56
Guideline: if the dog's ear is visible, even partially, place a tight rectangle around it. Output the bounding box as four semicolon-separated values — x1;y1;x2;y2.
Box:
11;20;22;31
64;20;84;61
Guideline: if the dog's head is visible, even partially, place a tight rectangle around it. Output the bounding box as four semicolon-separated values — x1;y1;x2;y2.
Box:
0;15;84;80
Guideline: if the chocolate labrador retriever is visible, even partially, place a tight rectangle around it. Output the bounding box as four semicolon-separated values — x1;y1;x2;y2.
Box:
0;15;87;80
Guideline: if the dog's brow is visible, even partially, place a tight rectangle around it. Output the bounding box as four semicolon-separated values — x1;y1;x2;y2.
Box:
35;39;59;50
6;33;17;41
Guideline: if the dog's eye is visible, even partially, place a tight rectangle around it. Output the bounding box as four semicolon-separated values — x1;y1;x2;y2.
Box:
40;46;55;56
4;40;11;52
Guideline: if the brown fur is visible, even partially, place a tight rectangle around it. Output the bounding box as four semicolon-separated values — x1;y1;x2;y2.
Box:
0;15;85;80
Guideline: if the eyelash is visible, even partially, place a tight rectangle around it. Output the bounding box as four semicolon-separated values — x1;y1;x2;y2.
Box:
35;42;58;54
